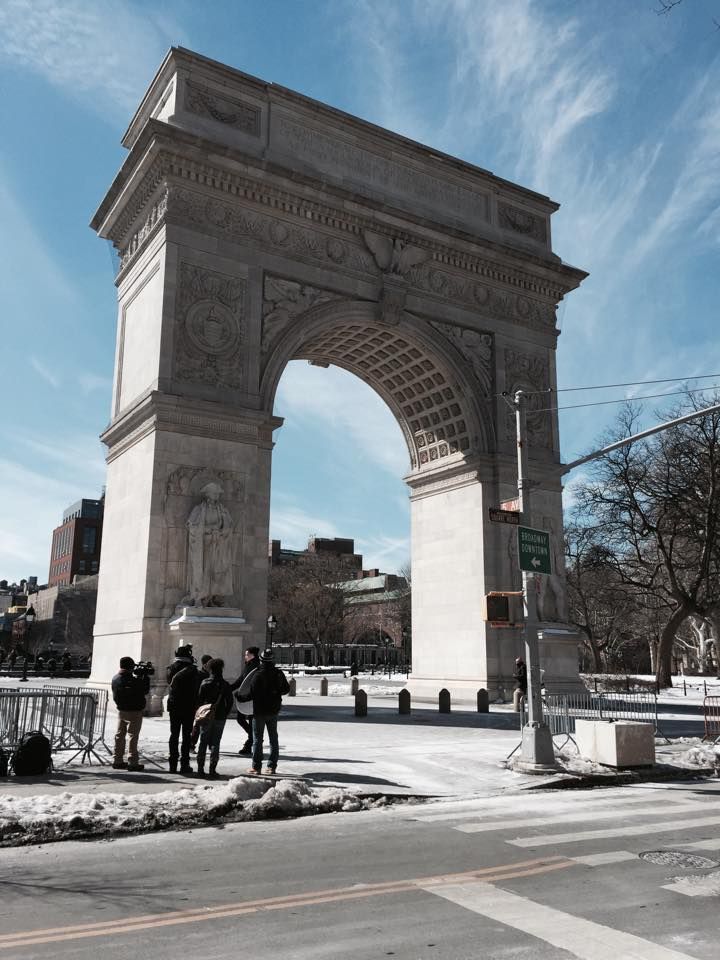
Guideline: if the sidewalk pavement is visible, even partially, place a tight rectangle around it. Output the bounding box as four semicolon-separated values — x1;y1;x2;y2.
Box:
1;691;712;802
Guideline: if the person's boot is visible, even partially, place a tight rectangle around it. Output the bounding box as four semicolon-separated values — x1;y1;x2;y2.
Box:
179;762;194;777
238;739;252;756
169;757;178;774
197;745;207;777
208;749;219;779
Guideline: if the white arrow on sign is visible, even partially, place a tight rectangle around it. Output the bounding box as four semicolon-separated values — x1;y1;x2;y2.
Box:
531;557;541;568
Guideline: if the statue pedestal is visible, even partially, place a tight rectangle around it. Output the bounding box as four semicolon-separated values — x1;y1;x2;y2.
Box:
167;606;253;687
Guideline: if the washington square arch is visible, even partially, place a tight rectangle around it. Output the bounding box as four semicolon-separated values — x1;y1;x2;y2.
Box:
89;48;587;710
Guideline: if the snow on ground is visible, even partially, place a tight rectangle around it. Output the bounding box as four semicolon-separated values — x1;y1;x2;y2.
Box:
0;775;386;847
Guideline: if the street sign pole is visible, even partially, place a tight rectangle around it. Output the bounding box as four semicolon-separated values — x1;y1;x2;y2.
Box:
515;389;555;771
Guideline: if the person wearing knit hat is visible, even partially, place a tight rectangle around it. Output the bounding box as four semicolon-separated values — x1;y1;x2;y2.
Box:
235;648;290;775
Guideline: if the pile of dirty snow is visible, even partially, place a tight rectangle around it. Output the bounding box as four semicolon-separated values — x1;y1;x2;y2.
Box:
0;776;373;846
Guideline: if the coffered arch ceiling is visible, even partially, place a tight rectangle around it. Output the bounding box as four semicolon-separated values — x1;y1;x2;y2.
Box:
262;300;493;474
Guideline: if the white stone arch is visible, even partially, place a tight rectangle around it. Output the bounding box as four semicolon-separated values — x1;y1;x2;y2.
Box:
89;48;586;705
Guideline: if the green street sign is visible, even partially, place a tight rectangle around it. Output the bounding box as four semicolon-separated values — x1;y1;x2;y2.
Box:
518;526;552;575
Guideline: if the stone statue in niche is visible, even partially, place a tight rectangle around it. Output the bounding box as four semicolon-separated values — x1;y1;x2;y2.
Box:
185;482;234;607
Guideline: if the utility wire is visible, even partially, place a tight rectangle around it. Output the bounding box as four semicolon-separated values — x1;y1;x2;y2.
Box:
496;372;720;398
536;382;720;414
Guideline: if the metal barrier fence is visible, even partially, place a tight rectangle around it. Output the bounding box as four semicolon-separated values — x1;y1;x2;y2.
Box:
515;691;661;753
0;689;106;765
703;696;720;744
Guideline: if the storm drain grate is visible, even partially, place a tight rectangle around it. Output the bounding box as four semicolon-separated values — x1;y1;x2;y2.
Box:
639;850;719;869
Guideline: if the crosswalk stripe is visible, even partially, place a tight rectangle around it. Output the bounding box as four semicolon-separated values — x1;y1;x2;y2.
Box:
508;814;720;847
455;801;704;834
423;880;696;959
414;792;677;824
571;850;637;866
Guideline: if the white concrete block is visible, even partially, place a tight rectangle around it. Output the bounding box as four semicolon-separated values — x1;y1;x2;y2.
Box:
575;720;655;768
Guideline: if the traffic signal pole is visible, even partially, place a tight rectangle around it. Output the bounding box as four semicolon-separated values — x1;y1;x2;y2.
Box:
515;389;556;771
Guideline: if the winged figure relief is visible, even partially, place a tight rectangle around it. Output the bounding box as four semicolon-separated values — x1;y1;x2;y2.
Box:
363;231;430;276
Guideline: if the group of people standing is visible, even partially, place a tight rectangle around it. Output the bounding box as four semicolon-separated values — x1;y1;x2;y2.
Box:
111;644;290;778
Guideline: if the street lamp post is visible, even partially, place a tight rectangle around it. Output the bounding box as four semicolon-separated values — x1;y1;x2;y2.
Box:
20;606;35;684
266;614;277;651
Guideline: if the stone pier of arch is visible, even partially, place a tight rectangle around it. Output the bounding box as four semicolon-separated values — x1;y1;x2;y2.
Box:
89;48;587;709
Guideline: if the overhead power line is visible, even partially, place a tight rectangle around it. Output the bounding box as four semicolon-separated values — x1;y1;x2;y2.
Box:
537;382;720;414
497;372;720;399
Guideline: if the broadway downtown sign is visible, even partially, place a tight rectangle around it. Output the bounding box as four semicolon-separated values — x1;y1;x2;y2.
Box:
517;526;552;575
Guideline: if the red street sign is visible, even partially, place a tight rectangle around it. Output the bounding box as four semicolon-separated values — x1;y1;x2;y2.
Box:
500;497;520;512
489;507;520;525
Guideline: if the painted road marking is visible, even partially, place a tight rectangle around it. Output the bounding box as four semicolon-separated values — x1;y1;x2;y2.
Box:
662;874;720;897
455;801;705;834
414;792;684;824
0;856;574;950
571;850;637;866
508;814;720;847
424;880;696;959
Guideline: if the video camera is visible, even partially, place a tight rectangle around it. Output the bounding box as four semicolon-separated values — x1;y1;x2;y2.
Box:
133;660;155;680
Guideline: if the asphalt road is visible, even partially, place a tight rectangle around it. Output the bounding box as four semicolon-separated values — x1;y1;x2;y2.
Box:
2;779;720;959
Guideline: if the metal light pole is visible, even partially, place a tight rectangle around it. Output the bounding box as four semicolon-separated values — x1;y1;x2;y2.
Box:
266;614;277;651
514;391;555;770
19;606;35;684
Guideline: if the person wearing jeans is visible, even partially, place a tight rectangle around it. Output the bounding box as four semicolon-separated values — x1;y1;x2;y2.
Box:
235;648;289;775
195;658;233;778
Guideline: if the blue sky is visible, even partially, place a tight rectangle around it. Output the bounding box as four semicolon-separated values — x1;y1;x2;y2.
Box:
1;0;719;584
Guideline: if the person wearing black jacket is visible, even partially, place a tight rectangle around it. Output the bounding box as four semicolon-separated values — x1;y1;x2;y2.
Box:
111;656;150;771
513;657;528;696
196;658;234;778
230;646;260;756
236;648;289;775
166;645;202;775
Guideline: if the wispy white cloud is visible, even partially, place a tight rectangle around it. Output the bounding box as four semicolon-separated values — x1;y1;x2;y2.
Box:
269;500;338;549
78;373;113;395
276;362;409;478
30;356;60;389
0;0;184;116
17;433;106;480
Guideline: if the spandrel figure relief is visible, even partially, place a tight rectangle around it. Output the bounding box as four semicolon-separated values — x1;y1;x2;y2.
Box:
185;481;234;606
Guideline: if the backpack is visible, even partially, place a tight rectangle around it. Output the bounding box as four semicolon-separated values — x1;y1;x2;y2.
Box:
10;731;53;776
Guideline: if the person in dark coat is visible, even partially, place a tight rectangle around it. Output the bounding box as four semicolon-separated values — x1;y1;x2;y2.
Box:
166;644;202;774
513;657;528;696
236;649;289;775
230;646;260;756
111;656;150;771
195;658;234;778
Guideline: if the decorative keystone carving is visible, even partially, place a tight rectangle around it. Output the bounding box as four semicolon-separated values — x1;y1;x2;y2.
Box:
185;81;260;136
262;276;340;351
175;263;245;388
363;231;430;277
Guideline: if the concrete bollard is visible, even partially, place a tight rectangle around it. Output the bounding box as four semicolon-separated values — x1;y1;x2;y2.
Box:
439;688;451;713
355;689;367;717
513;688;525;712
398;689;411;714
288;678;296;697
350;677;359;696
477;688;489;713
320;676;328;697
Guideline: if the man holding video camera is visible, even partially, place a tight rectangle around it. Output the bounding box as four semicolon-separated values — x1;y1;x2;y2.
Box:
111;656;151;771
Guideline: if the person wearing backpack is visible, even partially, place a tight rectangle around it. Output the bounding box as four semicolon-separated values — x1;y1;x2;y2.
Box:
166;644;202;775
236;648;290;776
195;658;234;778
111;656;150;771
230;645;260;756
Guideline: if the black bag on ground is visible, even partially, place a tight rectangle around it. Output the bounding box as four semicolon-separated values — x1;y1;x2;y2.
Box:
10;731;52;776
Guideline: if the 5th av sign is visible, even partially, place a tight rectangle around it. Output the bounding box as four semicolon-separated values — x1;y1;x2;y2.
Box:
517;526;552;575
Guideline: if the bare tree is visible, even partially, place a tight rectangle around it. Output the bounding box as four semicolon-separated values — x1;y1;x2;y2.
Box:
571;397;720;687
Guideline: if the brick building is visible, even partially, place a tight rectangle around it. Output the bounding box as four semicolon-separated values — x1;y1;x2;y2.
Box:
48;497;104;587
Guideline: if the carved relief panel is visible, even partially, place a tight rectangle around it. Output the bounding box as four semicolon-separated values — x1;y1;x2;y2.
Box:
504;349;553;449
174;263;245;389
162;465;246;611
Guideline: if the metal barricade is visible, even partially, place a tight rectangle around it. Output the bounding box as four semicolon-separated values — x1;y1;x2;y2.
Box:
513;690;661;755
0;690;99;764
703;695;720;744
